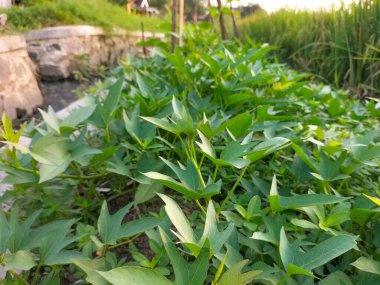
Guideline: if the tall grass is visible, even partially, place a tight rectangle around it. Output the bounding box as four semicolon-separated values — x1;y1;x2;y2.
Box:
1;0;167;33
239;0;380;97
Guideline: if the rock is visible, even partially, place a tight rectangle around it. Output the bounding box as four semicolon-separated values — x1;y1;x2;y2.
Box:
0;35;43;119
0;13;7;27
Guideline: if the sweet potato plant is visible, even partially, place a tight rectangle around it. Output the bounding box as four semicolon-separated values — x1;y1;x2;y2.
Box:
0;26;379;284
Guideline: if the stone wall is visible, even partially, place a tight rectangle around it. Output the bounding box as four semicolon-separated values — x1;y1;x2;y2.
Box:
26;25;164;80
0;35;43;119
0;0;12;8
0;26;164;118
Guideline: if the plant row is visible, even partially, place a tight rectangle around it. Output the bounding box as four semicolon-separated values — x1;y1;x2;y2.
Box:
0;26;379;284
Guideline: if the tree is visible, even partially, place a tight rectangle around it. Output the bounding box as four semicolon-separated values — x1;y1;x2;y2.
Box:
216;0;227;40
240;3;264;18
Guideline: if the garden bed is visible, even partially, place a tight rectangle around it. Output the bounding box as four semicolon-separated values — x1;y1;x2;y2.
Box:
0;26;379;284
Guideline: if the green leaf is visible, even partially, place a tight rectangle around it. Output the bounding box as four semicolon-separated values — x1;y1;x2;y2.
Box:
61;105;96;128
144;172;204;199
292;143;318;172
117;217;161;241
200;201;234;255
7;208;42;252
218;260;261;285
39;107;60;134
352;257;380;275
39;160;71;183
3;250;36;271
226;112;253;138
73;258;109;285
290;218;318;229
287;264;316;278
279;227;300;270
251;213;282;245
219;141;251;169
123;107;156;147
38;220;84;265
279;227;357;272
247;137;290;163
135;72;152;98
134;182;163;205
196;130;216;158
141;116;180;135
313;152;349;181
31;135;70;165
158;194;197;245
247;196;261;218
98;266;174;285
276;194;350;210
98;201;133;245
319;271;353;285
364;194;380;207
102;76;124;124
106;155;131;177
323;202;351;227
0;211;9;252
304;235;357;270
269;176;350;211
159;228;209;285
144;159;220;199
161;158;199;192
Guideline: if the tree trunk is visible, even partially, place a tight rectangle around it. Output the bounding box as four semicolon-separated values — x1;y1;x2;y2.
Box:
216;0;227;40
179;0;184;46
194;0;198;23
230;2;240;39
207;0;215;31
171;0;178;53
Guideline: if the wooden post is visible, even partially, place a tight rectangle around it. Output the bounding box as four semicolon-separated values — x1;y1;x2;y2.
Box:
216;0;227;40
179;0;184;46
171;0;178;53
141;22;147;56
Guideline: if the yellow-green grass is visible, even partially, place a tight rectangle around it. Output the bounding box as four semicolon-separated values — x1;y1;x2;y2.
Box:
238;0;380;96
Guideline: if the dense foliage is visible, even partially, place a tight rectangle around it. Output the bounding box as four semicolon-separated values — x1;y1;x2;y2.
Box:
0;26;379;284
238;0;380;97
0;0;166;33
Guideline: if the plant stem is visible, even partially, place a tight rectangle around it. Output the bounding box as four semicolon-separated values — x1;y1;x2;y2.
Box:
12;165;106;180
196;199;207;215
217;166;248;214
8;270;30;285
192;158;206;189
277;273;290;285
105;126;111;143
177;135;192;159
212;165;219;183
108;233;143;250
102;244;109;257
32;264;41;285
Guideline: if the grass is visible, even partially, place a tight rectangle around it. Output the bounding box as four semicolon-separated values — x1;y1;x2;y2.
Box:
238;0;380;97
0;0;168;33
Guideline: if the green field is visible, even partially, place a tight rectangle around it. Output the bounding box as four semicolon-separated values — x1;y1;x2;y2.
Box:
238;0;380;97
0;0;167;33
